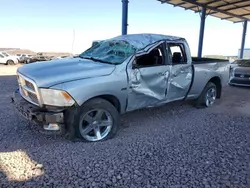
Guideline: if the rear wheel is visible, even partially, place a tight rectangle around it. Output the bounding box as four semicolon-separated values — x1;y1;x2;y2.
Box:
194;82;217;108
74;98;120;142
7;60;15;65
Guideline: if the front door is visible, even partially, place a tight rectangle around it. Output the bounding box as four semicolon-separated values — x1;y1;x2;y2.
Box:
126;43;170;111
166;42;193;101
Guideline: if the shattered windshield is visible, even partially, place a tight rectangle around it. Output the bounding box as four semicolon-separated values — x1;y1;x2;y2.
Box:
79;40;136;64
232;59;250;67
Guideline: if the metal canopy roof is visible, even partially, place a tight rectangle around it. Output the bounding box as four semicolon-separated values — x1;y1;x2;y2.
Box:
157;0;250;23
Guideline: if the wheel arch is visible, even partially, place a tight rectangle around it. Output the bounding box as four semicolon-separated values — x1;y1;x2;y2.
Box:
6;59;15;65
208;76;222;98
84;94;121;113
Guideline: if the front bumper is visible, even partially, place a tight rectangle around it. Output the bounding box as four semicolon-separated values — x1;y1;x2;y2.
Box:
229;77;250;87
11;89;64;128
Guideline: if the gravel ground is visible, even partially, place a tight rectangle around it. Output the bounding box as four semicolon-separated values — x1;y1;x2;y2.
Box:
0;65;250;187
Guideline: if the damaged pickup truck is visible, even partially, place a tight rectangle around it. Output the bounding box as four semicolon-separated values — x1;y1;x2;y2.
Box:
12;34;229;142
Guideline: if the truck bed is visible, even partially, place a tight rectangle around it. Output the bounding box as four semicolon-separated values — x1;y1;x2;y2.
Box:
187;57;230;100
192;57;228;64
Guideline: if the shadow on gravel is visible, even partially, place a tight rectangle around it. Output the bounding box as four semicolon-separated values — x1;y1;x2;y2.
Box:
0;75;44;183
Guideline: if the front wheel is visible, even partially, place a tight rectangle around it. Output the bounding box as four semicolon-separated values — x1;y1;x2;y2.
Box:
194;82;217;108
7;60;15;65
73;98;120;142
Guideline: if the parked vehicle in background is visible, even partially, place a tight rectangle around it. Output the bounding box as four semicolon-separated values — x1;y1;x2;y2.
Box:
54;55;71;60
0;52;19;65
27;54;50;63
16;54;23;61
12;34;229;142
19;54;31;64
229;59;250;86
1;51;18;58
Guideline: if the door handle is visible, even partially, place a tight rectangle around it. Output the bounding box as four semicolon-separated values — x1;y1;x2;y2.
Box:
162;72;169;76
129;85;138;89
158;72;166;76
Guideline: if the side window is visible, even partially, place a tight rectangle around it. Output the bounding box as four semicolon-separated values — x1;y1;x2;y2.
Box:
134;45;164;68
168;43;187;64
0;54;4;58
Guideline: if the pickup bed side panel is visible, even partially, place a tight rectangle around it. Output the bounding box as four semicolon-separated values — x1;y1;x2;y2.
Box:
187;62;229;99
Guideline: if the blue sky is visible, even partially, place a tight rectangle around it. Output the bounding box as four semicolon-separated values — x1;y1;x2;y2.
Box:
0;0;249;56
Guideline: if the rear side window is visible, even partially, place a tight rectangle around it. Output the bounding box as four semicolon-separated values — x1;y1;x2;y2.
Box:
167;43;187;64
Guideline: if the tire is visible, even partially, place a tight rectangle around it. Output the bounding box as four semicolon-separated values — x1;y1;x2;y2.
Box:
6;60;15;65
194;82;217;108
73;98;120;142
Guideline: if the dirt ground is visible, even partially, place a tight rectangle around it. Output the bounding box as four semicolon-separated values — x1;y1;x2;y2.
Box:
0;64;250;187
0;64;22;75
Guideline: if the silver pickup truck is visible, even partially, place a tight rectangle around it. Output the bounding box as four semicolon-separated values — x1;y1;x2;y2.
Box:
12;34;229;142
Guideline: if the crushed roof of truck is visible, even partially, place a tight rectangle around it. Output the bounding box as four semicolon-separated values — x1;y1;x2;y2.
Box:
106;33;185;50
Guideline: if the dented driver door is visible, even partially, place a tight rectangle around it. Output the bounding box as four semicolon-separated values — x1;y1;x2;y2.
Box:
126;42;171;112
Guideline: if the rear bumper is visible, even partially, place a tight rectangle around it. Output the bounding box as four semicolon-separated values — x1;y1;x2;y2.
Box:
11;89;64;127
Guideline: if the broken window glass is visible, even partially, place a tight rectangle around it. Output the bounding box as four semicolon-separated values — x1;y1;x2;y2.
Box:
80;40;136;64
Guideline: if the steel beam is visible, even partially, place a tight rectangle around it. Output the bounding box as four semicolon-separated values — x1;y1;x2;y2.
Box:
222;13;250;20
209;2;250;15
215;0;250;9
173;0;249;21
198;7;206;58
240;20;248;59
122;0;129;35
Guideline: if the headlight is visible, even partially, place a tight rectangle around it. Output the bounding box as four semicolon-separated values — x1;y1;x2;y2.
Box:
229;67;235;77
40;88;75;107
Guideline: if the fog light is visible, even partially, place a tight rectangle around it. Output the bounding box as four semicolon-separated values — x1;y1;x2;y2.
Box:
43;123;60;131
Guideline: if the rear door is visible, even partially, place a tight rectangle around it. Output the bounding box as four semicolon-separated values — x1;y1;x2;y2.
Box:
166;42;193;101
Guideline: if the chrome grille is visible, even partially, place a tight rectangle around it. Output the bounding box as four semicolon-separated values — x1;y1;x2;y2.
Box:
25;80;35;90
235;73;250;78
17;73;40;106
27;91;39;104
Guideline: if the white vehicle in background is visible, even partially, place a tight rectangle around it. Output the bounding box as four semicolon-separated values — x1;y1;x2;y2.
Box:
0;51;19;65
1;51;19;59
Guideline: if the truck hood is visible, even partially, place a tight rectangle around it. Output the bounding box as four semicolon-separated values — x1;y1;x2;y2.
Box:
233;66;250;74
17;58;116;87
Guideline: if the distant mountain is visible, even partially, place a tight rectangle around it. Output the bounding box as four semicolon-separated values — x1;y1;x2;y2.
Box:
1;48;72;57
5;49;36;55
0;48;20;51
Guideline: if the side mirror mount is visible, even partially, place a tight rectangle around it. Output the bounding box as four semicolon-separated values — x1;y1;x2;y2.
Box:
132;60;139;69
132;63;140;69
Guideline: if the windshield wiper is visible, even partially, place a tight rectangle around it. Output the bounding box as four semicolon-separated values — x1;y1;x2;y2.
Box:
79;56;115;64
